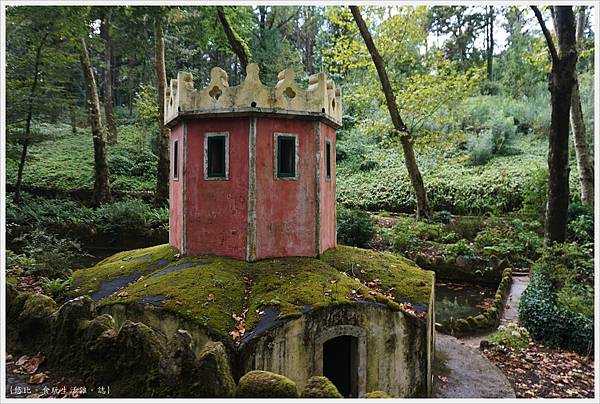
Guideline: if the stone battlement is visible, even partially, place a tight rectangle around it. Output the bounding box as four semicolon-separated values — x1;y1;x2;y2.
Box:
165;63;342;125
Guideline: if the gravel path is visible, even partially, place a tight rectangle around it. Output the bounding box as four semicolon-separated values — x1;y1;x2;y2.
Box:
433;333;515;398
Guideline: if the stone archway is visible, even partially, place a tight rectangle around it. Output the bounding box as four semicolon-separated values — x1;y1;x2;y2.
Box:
315;325;367;397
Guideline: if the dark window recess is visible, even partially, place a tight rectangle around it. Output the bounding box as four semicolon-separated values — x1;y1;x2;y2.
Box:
207;136;226;178
173;140;179;179
326;140;331;179
277;136;296;178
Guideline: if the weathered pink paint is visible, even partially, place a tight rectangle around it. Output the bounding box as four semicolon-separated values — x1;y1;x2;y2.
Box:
254;117;317;259
319;123;337;253
185;118;249;259
168;114;338;260
168;125;183;252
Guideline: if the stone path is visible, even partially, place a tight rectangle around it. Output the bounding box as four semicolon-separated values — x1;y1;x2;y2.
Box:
433;333;515;398
433;274;530;397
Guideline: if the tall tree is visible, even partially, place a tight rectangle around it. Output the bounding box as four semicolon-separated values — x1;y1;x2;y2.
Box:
569;6;593;206
100;7;118;145
13;29;49;203
350;5;431;219
154;11;169;205
80;37;112;205
217;6;250;72
531;6;577;245
485;6;494;79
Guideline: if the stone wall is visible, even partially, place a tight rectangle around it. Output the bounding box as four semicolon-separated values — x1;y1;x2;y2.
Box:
240;302;432;397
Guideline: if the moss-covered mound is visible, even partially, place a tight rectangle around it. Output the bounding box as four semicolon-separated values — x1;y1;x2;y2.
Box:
365;390;391;398
71;244;434;343
236;370;298;398
301;376;342;398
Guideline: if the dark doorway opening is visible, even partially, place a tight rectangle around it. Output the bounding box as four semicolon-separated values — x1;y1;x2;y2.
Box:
323;335;358;397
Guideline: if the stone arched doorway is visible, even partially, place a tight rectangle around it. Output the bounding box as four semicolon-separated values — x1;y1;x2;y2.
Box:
315;325;367;397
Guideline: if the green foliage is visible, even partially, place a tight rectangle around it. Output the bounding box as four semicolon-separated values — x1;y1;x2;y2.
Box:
519;243;594;354
474;219;542;264
336;207;376;248
441;239;475;258
15;229;82;279
389;216;446;253
95;199;168;234
520;167;548;220
488;323;530;352
567;203;594;246
42;276;72;299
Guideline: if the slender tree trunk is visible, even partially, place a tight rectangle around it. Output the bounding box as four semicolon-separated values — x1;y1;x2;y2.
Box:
14;32;48;203
154;15;170;205
80;37;112;205
532;6;577;245
101;8;118;145
570;6;593;206
350;5;431;219
487;6;494;80
217;6;249;72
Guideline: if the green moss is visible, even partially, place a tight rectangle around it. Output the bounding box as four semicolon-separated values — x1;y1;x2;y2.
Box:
246;257;375;330
74;244;435;342
7;276;17;287
365;390;391;398
72;244;178;295
21;293;57;320
320;245;435;305
301;376;342;398
236;370;298;398
100;256;248;340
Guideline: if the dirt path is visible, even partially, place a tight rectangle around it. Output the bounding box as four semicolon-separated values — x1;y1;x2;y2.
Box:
433;333;515;398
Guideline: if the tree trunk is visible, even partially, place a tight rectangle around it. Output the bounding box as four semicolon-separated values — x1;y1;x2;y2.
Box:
532;6;577;245
80;37;112;206
487;6;494;80
14;32;48;204
350;5;431;219
101;8;118;145
154;15;170;205
217;6;249;72
570;6;593;206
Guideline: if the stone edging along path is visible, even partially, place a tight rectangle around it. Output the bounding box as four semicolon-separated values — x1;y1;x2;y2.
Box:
433;274;531;398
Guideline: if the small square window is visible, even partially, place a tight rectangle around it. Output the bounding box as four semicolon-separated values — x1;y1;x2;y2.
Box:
325;140;332;180
276;135;296;178
172;139;179;180
205;133;229;180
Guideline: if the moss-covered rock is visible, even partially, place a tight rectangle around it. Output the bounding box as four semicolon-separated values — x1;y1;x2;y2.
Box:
365;390;391;398
301;376;342;398
194;342;236;397
236;370;299;398
20;293;57;321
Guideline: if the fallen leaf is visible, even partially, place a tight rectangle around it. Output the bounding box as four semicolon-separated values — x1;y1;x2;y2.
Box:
15;355;30;366
116;291;128;298
20;352;45;374
207;293;215;302
28;372;49;384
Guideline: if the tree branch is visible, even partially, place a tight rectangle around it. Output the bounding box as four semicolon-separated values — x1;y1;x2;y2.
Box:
531;6;558;63
349;5;408;133
216;6;249;71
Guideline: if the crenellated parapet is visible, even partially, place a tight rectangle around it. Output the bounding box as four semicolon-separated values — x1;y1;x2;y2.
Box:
165;63;342;126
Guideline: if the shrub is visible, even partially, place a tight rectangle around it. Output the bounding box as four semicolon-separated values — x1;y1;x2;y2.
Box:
467;130;494;165
15;229;82;279
389;217;446;254
42;277;72;299
520;167;548;220
519;243;594;354
336;207;376;248
567;202;594;245
94;199;168;233
488;323;530;352
442;239;475;257
474;219;542;264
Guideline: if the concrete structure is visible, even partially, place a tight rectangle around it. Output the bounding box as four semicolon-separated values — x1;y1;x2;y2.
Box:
165;64;341;261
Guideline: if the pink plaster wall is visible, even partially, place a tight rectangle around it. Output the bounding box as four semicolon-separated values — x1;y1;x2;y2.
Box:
254;117;317;259
169;124;183;252
319;123;337;253
184;118;249;259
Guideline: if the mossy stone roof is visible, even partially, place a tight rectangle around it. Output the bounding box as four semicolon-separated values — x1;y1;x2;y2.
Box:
71;244;434;343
